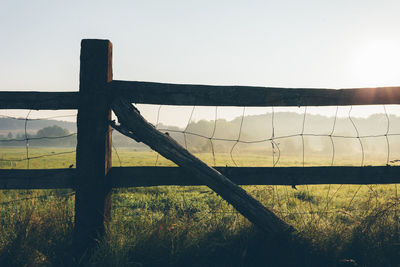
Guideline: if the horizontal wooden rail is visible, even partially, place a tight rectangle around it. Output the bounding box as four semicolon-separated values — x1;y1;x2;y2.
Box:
0;169;75;189
110;80;400;106
2;166;400;189
110;166;400;187
3;83;400;110
0;92;79;110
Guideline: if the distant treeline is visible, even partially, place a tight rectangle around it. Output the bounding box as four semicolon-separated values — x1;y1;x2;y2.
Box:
0;125;76;147
156;112;400;159
0;117;76;132
2;113;400;158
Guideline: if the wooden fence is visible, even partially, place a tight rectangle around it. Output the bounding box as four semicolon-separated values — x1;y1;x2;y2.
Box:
1;39;400;251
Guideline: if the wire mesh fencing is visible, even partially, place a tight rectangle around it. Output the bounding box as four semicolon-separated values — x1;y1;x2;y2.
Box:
1;105;399;233
151;105;400;167
110;103;400;233
0;109;77;207
0;110;77;169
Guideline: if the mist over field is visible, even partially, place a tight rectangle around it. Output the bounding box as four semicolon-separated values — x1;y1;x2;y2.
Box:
2;112;400;165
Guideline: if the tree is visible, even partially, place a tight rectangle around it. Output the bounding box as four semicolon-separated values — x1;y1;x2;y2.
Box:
36;125;69;138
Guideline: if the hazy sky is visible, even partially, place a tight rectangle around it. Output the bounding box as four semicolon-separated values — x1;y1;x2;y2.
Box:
1;0;400;125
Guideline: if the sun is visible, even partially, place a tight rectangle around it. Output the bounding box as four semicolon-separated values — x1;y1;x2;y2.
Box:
351;40;400;87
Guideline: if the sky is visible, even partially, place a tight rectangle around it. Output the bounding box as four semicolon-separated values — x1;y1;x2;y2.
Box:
1;0;400;126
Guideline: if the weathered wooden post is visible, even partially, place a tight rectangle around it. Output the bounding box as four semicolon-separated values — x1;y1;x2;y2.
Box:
74;39;113;254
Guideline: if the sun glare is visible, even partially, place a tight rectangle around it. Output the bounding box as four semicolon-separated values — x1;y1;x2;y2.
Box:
351;40;400;86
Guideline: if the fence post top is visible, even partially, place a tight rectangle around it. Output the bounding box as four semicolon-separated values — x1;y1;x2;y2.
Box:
80;39;112;50
81;38;111;43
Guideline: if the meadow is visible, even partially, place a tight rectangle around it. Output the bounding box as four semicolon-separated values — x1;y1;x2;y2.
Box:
0;147;399;266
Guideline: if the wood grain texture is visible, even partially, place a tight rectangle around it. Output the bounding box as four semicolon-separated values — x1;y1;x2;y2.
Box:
109;166;400;187
0;92;78;110
110;80;400;106
112;98;294;236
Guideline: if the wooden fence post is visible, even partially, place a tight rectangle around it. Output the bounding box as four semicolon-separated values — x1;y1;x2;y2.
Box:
74;39;113;254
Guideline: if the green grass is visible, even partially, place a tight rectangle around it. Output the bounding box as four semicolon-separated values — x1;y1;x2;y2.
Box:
0;147;76;169
111;148;388;167
1;147;400;266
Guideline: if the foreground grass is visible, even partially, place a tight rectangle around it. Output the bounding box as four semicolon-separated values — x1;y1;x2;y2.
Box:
0;148;400;266
0;186;399;266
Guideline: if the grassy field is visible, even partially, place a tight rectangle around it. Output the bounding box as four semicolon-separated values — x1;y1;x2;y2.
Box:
0;147;400;266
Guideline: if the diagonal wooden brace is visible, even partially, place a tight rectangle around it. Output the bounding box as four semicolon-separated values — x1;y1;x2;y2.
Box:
111;97;294;236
